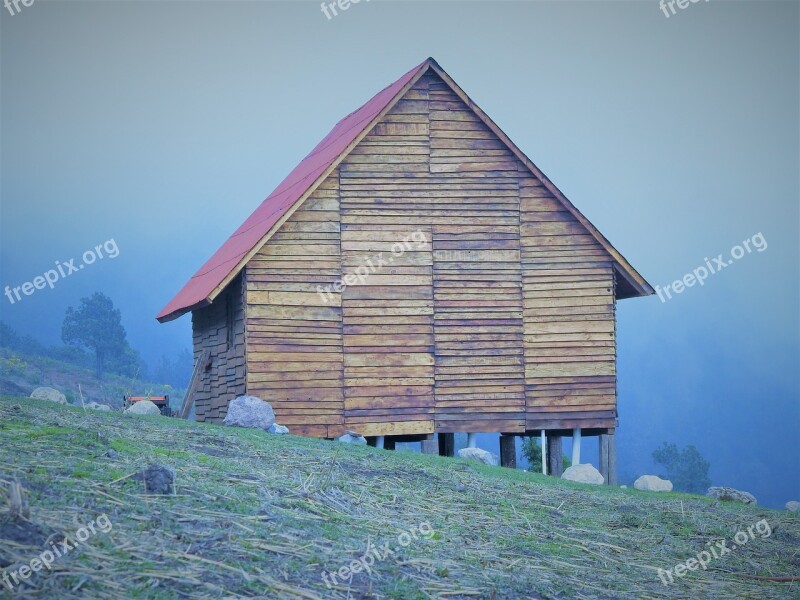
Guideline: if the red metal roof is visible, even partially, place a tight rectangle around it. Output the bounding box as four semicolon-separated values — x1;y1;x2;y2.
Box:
157;59;430;322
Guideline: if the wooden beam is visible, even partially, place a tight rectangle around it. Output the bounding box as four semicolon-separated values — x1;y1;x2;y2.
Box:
499;434;516;468
547;435;564;477
179;349;211;419
599;432;617;485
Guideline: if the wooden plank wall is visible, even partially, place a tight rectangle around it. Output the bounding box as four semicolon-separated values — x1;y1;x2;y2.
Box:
339;78;436;437
230;70;618;436
518;169;618;430
244;175;345;438
426;76;526;434
191;274;246;422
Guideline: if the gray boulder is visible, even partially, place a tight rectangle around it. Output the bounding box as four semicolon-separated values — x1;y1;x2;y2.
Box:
706;486;757;505
337;431;367;445
785;501;799;512
634;475;673;492
142;464;175;495
124;400;161;416
30;387;66;404
561;464;605;485
267;423;289;434
458;447;499;467
223;396;275;430
85;402;112;412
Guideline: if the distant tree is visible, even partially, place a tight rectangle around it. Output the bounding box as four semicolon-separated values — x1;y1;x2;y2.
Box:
0;321;20;348
106;344;147;380
652;442;711;493
521;437;571;472
0;321;47;356
153;348;193;389
61;292;130;379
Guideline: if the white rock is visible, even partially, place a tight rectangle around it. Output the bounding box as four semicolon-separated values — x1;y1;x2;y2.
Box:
337;431;367;445
561;463;605;485
223;396;275;430
30;387;67;404
785;500;799;512
634;475;673;492
85;402;111;412
124;400;161;415
457;447;499;467
268;423;289;435
706;486;757;505
620;485;628;489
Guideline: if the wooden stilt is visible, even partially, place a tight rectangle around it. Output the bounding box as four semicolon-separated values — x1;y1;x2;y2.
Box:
572;428;582;465
599;434;609;483
438;433;455;457
599;432;618;485
499;434;516;468
547;435;564;477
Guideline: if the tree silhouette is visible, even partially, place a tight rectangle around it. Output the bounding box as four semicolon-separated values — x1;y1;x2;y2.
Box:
62;292;129;379
652;442;711;493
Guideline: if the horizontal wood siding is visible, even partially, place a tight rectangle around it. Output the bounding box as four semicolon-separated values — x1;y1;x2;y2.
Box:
191;274;246;422
244;175;344;438
339;80;436;437
230;70;619;436
427;76;526;434
518;167;617;430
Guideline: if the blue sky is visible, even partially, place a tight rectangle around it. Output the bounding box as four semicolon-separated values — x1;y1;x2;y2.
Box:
1;0;797;507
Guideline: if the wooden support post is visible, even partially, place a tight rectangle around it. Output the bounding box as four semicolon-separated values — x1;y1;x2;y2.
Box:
599;432;617;485
608;433;617;486
438;433;454;457
499;434;516;468
599;434;609;483
572;428;582;465
384;438;396;451
420;439;437;454
547;435;564;477
540;430;547;475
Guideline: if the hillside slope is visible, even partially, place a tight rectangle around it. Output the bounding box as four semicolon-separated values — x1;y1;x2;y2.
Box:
0;348;182;410
0;396;797;599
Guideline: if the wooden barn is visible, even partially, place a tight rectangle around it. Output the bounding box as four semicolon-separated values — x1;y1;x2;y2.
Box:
157;58;652;478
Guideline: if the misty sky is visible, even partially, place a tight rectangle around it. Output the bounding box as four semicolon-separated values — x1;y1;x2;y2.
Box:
1;0;798;507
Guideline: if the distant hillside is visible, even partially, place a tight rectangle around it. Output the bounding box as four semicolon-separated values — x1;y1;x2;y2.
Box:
0;347;183;411
0;396;797;599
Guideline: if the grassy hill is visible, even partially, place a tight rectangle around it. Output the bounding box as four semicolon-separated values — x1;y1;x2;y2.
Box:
0;347;183;411
0;396;798;599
